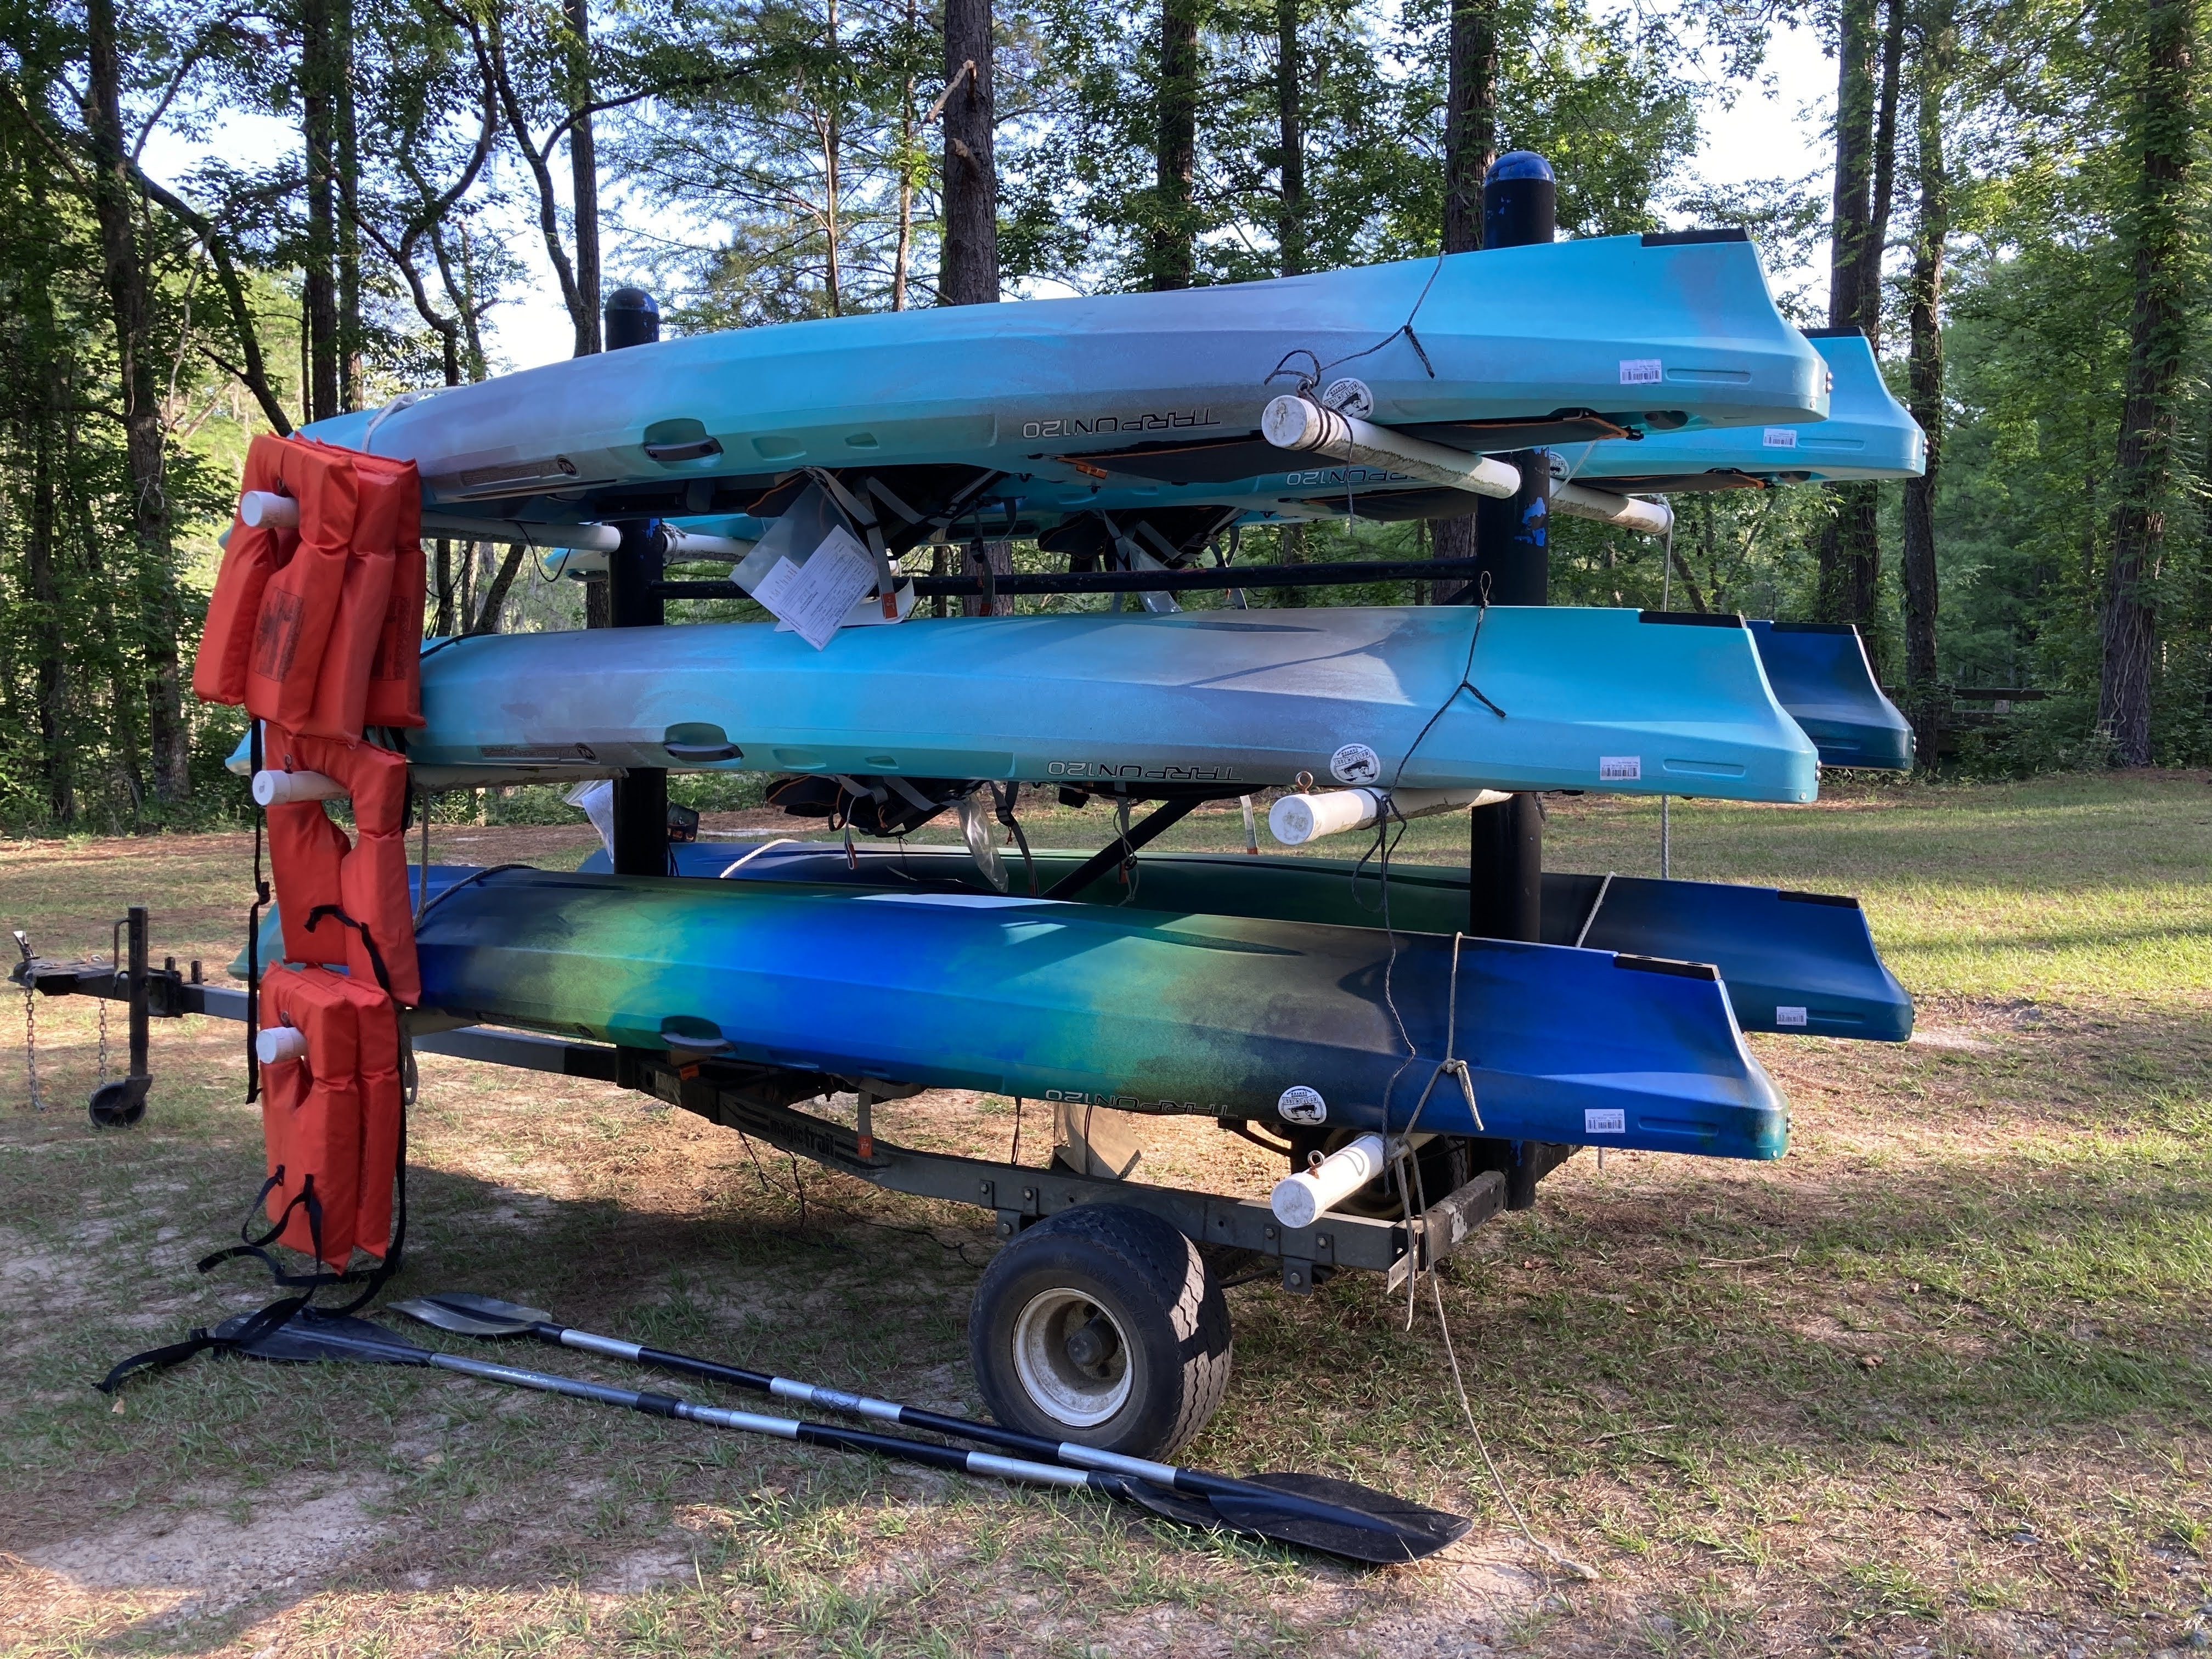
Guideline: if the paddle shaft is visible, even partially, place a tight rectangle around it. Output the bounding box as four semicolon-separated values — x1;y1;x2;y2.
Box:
538;1322;1436;1544
408;1344;1092;1491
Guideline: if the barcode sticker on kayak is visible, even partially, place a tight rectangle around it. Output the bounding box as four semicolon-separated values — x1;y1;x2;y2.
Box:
1585;1109;1626;1134
1776;1006;1809;1027
1619;359;1663;385
751;526;876;649
1598;755;1643;781
1763;427;1799;449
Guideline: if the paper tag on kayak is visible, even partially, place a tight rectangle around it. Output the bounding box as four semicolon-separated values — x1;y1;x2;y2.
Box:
1598;755;1643;781
1762;427;1799;449
1776;1006;1809;1027
752;526;876;649
1618;359;1663;385
1584;1108;1626;1134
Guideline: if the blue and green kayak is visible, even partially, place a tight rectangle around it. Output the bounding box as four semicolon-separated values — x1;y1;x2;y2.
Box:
578;843;1912;1043
362;867;1790;1160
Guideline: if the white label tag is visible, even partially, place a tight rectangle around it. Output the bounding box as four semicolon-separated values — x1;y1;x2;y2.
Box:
1619;359;1663;385
1278;1085;1328;1125
1776;1005;1809;1027
1598;755;1643;781
1329;743;1383;785
749;525;876;650
1762;427;1799;449
1585;1108;1626;1135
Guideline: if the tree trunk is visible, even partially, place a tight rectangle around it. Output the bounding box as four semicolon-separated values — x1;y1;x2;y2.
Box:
29;415;74;823
1152;0;1200;290
1862;0;1905;343
894;0;917;309
336;0;362;409
84;0;189;803
469;546;528;634
1276;0;1304;275
1442;0;1498;255
1431;0;1498;599
301;0;341;421
940;0;999;303
565;0;602;354
1899;0;1951;729
1817;0;1886;626
2097;0;2199;765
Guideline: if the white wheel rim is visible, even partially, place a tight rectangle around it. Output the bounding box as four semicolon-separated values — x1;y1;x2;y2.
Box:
1011;1289;1132;1429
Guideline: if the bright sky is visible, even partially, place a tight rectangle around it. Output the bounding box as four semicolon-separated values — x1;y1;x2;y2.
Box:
143;20;1838;380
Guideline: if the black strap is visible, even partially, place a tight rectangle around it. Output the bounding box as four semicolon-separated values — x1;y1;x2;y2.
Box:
245;720;268;1104
302;905;393;996
95;1291;310;1394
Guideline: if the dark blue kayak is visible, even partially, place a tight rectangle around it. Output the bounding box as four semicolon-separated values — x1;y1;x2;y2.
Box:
575;843;1914;1042
1748;620;1915;771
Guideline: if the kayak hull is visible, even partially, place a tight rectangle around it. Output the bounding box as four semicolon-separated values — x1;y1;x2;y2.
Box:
1747;620;1915;770
303;236;1825;522
404;606;1820;803
392;869;1787;1159
582;843;1914;1042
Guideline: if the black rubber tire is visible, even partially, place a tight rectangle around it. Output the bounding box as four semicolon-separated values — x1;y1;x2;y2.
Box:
969;1204;1232;1460
87;1076;149;1130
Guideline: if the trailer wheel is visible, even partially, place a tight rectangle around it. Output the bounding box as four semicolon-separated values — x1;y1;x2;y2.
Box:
969;1204;1231;1459
87;1075;150;1129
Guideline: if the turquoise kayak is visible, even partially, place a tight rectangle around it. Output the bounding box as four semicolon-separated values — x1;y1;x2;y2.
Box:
401;606;1819;802
992;329;1918;533
302;234;1824;528
1554;328;1923;492
352;867;1791;1160
578;843;1913;1043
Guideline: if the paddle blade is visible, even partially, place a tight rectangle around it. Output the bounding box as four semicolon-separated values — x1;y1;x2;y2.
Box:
392;1292;550;1336
216;1312;432;1366
1205;1472;1471;1564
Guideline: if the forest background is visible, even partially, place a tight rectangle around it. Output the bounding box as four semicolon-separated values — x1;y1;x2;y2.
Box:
0;0;2207;833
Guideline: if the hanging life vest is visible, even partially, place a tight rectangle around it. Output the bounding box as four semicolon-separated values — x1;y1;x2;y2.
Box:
258;727;421;1007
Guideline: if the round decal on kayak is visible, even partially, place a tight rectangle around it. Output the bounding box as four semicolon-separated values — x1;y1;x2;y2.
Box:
1329;743;1381;785
1278;1086;1327;1126
1320;378;1374;419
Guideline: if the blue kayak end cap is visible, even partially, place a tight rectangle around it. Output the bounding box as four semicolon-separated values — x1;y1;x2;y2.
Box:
1486;150;1555;184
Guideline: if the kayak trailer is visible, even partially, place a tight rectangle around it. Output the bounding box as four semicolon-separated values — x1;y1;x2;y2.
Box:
13;913;1565;1456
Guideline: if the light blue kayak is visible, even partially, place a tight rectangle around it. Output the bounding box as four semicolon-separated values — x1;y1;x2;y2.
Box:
985;329;1920;533
302;234;1823;527
400;606;1819;801
1554;328;1923;492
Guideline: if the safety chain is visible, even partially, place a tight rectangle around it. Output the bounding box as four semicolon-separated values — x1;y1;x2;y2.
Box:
14;930;42;1112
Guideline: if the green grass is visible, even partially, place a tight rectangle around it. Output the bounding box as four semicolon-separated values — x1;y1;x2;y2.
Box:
1;771;2207;1657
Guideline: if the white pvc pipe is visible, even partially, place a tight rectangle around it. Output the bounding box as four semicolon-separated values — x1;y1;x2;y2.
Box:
1261;397;1521;499
1268;786;1508;846
1272;1133;1392;1229
420;515;753;562
1549;481;1674;536
240;490;299;529
252;769;346;806
256;1025;310;1065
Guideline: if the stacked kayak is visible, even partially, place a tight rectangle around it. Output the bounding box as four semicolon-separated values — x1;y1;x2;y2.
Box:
571;844;1914;1043
330;867;1791;1159
402;605;1819;799
304;233;1826;533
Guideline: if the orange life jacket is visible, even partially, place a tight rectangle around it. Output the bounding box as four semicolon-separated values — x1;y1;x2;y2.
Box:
356;453;426;729
259;727;421;1006
195;435;306;706
257;965;365;1269
241;441;360;731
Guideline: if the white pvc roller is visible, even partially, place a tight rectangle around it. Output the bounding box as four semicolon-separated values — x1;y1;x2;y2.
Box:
256;1025;309;1065
1549;481;1674;536
419;515;754;562
1271;1133;1391;1229
239;490;300;529
252;769;346;807
1268;786;1508;845
1261;397;1521;499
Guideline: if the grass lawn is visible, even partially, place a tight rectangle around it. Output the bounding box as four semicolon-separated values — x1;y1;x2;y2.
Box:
1;771;2207;1657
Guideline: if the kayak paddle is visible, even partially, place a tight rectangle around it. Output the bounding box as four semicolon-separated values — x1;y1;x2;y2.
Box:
392;1291;1469;1563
